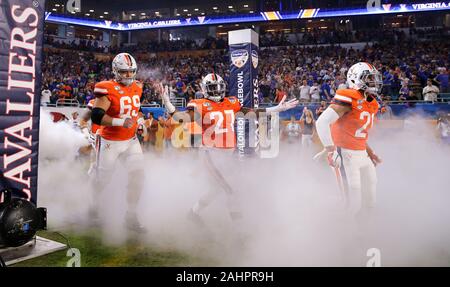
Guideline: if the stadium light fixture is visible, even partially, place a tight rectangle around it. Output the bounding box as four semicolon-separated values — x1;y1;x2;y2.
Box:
250;11;254;13
104;12;109;15
131;13;136;16
213;7;218;10
176;13;180;16
89;9;94;12
187;13;192;16
244;4;249;8
55;4;60;7
52;8;57;11
183;9;188;12
228;6;233;9
201;12;205;15
141;12;146;15
155;11;160;14
194;8;199;11
85;13;90;16
99;15;104;18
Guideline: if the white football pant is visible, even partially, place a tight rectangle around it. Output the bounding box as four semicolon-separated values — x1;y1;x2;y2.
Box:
336;147;377;217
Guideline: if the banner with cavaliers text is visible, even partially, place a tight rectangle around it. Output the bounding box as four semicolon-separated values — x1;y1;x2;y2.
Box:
0;0;45;204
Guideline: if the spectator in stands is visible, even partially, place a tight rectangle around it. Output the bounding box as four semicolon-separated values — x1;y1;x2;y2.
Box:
274;86;286;103
145;112;159;150
284;115;301;144
41;86;51;106
423;79;440;101
310;81;321;103
299;79;310;103
435;68;449;94
321;79;332;101
315;100;328;118
300;107;315;148
379;100;394;120
159;114;178;152
398;81;410;102
136;124;147;148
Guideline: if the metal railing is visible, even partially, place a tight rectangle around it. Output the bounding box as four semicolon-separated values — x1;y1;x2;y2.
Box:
167;98;186;108
55;99;80;107
141;103;162;108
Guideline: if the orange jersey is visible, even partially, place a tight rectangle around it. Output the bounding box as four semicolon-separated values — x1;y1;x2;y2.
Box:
94;80;142;141
331;89;379;150
91;123;101;134
187;97;241;148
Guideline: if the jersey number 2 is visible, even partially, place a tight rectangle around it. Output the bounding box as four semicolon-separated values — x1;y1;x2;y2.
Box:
120;95;140;117
209;110;235;134
355;111;374;138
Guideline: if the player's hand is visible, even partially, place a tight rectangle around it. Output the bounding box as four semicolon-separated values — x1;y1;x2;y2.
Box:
277;95;299;112
368;151;382;166
158;83;176;113
159;83;170;103
266;95;299;113
123;117;134;128
326;147;342;168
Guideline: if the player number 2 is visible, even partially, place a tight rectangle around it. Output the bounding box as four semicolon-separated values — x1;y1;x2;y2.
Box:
355;111;374;138
120;95;140;118
210;110;235;134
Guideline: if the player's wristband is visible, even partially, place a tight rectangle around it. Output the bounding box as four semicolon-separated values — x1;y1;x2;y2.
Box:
112;118;125;127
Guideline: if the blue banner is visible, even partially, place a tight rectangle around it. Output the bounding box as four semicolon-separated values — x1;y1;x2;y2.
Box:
1;0;45;204
229;43;259;109
44;2;450;31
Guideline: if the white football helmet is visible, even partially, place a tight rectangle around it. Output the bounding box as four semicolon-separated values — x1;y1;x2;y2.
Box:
201;73;226;102
346;62;382;95
112;53;137;86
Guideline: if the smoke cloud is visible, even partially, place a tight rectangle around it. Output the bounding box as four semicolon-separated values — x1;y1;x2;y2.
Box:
37;109;450;266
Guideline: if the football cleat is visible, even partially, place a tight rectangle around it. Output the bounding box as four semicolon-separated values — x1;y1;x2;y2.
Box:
125;212;148;234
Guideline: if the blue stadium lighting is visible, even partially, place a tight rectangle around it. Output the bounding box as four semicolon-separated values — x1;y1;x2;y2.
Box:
44;3;450;31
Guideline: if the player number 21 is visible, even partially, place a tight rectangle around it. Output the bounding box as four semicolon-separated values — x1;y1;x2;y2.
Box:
120;95;140;118
210;110;235;134
355;111;375;138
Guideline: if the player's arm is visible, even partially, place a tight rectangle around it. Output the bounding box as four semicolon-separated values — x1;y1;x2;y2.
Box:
240;95;299;115
91;96;133;128
158;83;177;116
366;143;382;166
316;103;350;151
79;109;91;129
313;103;351;166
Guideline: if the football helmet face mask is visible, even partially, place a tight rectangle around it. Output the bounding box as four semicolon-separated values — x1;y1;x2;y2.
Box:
201;73;226;102
346;62;383;95
112;53;137;86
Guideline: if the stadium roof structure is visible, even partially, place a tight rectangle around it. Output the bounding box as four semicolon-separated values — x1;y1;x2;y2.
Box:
45;2;450;31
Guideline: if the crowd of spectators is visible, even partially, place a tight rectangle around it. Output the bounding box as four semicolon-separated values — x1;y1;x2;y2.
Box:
42;28;449;110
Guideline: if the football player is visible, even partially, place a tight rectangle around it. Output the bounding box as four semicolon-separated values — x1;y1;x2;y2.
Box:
315;62;383;219
159;73;298;230
90;53;146;233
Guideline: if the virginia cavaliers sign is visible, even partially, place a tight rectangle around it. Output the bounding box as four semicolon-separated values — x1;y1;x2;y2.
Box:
1;0;45;204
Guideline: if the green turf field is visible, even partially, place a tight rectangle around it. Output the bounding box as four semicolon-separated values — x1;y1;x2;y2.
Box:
11;230;210;267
